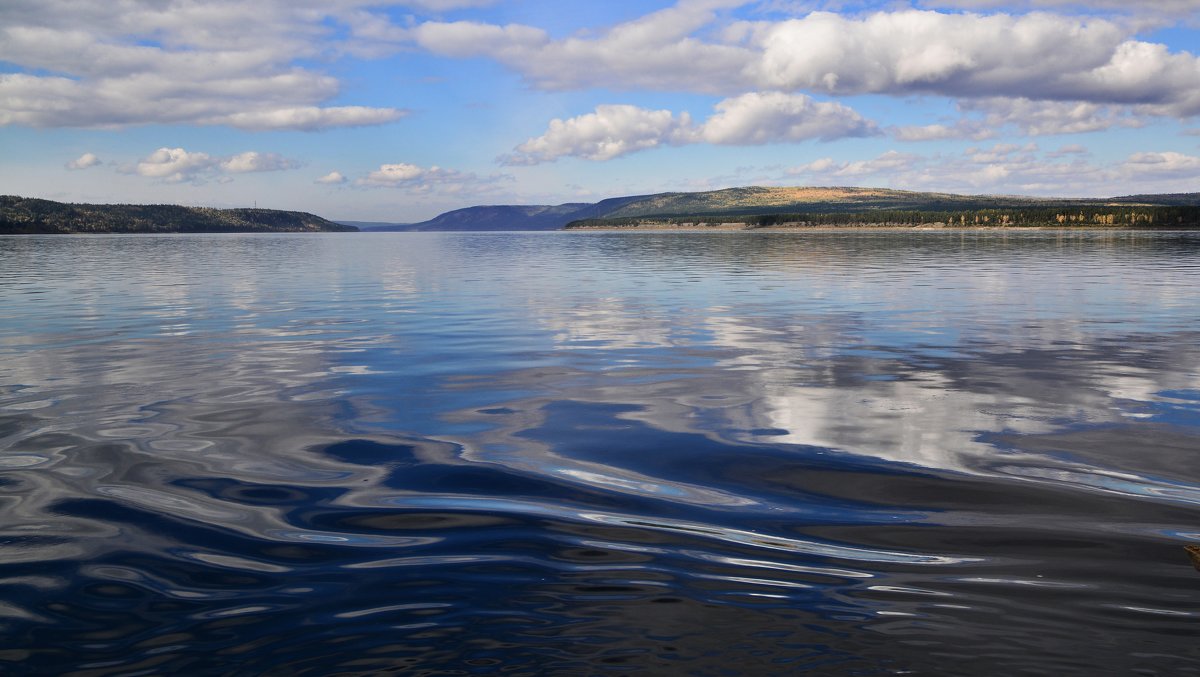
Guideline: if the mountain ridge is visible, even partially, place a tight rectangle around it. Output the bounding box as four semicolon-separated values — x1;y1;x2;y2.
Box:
365;186;1200;231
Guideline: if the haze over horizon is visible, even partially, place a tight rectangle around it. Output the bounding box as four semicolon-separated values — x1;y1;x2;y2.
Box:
2;0;1199;221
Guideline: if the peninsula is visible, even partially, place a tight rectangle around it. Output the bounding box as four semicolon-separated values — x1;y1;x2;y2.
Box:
561;187;1200;230
351;186;1200;232
0;196;357;234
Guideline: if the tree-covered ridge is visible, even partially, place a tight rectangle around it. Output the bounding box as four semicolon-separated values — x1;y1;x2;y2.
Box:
0;196;357;233
598;186;1096;219
566;206;1200;230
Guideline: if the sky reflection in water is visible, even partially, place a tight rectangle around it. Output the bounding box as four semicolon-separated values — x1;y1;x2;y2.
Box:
1;231;1199;675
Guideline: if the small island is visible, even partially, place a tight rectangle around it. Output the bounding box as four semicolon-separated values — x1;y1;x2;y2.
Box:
0;196;357;234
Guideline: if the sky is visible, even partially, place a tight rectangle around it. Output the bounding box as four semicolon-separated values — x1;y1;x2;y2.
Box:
2;0;1199;222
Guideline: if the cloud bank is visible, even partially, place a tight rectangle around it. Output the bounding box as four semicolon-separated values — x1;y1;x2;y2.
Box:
784;144;1200;196
504;92;879;164
356;162;509;196
414;6;1200;118
0;0;419;129
129;147;298;183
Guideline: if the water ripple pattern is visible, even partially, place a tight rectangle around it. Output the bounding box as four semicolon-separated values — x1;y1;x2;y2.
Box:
1;231;1199;675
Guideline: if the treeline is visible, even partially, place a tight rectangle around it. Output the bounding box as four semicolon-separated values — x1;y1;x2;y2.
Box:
0;196;357;234
565;206;1200;229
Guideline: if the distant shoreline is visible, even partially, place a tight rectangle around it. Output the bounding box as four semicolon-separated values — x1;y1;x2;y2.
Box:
563;224;1199;233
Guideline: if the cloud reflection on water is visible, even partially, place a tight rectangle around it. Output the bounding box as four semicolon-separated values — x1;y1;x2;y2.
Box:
2;232;1199;675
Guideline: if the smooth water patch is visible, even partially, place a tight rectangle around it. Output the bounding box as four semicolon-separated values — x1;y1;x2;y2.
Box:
1;231;1199;675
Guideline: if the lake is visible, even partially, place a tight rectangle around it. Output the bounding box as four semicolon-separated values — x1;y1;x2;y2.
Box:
2;231;1199;675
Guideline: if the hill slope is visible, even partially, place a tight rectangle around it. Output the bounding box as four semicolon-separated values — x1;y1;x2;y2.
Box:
600;186;1082;218
0;196;357;234
371;195;654;231
371;187;1200;231
371;204;591;232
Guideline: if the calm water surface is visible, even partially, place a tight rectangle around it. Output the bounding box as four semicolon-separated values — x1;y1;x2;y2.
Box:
1;231;1199;675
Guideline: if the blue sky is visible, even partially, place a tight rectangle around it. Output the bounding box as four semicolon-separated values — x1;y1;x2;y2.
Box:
2;0;1199;221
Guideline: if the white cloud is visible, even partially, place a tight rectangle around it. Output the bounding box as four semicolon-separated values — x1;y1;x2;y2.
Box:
963;98;1144;136
892;121;996;142
1122;151;1200;176
919;0;1200;18
134;148;217;183
315;171;347;185
754;12;1104;96
0;1;416;129
892;97;1145;142
65;152;101;170
411;6;1200;118
128;147;299;183
362;163;428;185
413;0;754;93
407;0;497;9
356;162;508;195
502;105;695;165
219;152;297;173
789;157;841;174
788;150;923;178
207;106;408;131
1047;144;1090;157
503;93;879;164
413;22;549;58
782;145;1200;196
700;91;878;144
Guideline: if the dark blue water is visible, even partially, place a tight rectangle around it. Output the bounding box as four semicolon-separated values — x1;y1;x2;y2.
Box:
2;231;1199;675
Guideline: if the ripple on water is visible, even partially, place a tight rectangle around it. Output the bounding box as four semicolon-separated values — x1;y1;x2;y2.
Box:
1;232;1199;675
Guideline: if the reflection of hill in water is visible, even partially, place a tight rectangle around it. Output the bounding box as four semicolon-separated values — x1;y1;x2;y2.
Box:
3;232;1200;675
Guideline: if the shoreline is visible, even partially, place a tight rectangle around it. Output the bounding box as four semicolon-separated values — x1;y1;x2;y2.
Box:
562;224;1197;233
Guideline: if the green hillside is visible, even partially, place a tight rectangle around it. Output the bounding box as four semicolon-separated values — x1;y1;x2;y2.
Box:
0;196;357;234
600;186;1087;219
564;186;1200;229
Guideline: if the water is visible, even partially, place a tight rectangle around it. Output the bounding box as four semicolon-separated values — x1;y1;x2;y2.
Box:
1;231;1199;675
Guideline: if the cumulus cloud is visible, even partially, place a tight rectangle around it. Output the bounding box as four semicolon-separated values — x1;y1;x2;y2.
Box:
65;152;101;170
219;152;297;173
128;147;299;183
700;92;878;144
503;93;878;164
315;171;347;185
411;5;1200;119
356;162;508;195
0;1;415;129
362;164;426;185
134;148;217;183
502;105;695;165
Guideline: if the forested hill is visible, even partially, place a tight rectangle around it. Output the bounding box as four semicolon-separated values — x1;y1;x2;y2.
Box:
371;194;653;231
0;196;357;233
358;187;1200;231
563;187;1200;229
